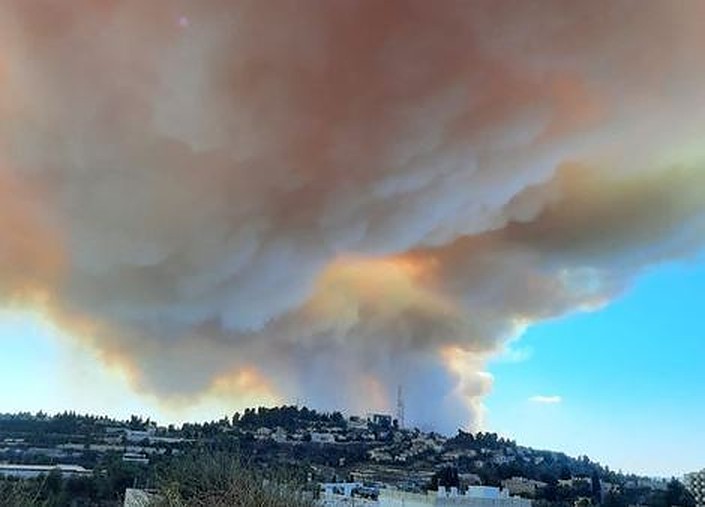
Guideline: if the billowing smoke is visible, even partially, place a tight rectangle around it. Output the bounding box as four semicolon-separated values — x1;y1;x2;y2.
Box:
1;1;705;430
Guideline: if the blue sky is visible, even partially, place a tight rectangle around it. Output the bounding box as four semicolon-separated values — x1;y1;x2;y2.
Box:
486;259;705;477
0;310;150;418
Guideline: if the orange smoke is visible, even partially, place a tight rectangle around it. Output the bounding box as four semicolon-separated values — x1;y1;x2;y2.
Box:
209;366;280;406
307;255;448;317
0;169;65;304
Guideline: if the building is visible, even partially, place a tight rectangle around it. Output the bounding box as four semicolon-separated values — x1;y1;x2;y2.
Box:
369;414;393;429
683;469;705;507
311;432;336;444
557;478;590;489
255;427;273;440
125;428;155;442
272;426;288;443
624;477;668;491
600;481;620;500
122;452;150;464
379;486;532;507
318;482;379;506
348;416;369;430
502;477;547;497
0;464;92;479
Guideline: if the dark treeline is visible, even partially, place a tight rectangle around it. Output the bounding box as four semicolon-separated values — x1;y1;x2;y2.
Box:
0;412;155;435
235;405;346;430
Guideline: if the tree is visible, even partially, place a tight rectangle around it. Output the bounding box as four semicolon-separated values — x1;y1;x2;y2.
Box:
604;491;628;507
431;466;460;490
592;469;602;504
664;478;696;507
559;465;572;480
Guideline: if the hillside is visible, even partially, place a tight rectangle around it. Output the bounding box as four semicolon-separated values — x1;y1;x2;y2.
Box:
0;407;693;507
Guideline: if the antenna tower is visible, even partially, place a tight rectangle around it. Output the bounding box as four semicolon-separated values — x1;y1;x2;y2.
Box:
396;385;405;429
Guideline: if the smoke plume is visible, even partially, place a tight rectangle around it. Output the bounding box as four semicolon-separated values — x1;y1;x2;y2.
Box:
1;1;705;430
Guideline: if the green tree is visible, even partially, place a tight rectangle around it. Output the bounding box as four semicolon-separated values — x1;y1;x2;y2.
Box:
664;478;696;507
591;469;602;503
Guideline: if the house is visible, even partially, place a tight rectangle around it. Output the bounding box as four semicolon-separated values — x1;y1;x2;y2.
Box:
125;428;156;442
348;416;369;430
272;427;288;443
369;414;393;429
502;477;547;497
122;452;149;465
311;432;336;444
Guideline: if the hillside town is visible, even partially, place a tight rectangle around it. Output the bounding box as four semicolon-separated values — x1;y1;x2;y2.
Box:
0;408;698;506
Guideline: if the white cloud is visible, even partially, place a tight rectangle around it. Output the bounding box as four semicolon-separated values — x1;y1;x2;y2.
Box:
529;395;562;404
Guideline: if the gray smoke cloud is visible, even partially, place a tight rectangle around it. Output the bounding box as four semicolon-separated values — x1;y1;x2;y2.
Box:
1;0;705;430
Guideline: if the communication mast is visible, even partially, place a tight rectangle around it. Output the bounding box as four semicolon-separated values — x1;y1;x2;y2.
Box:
396;385;405;429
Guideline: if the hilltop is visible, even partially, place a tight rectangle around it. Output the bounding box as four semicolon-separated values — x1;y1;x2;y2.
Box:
0;407;694;507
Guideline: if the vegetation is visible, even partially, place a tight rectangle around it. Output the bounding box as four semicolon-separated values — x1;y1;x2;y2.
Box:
0;410;697;507
0;451;314;507
152;450;314;507
0;471;109;506
0;478;41;506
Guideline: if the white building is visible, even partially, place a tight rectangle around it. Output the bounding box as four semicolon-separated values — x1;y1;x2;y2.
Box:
464;486;510;499
625;477;668;491
125;428;155;442
0;464;92;479
311;432;336;444
255;427;273;440
319;482;378;506
123;452;150;464
683;469;705;507
378;486;532;507
348;416;369;430
272;427;288;443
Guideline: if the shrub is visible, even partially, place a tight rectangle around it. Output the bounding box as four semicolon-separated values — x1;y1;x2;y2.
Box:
153;450;314;507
